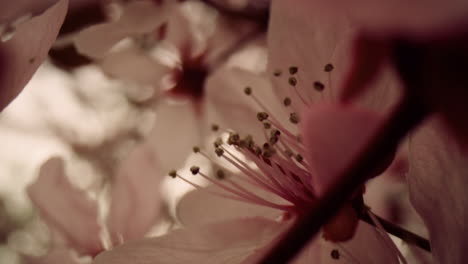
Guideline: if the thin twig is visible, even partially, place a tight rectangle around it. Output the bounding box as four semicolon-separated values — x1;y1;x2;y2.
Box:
359;211;431;252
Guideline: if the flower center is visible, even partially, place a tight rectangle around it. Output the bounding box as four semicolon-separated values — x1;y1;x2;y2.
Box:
168;65;334;215
169;62;208;101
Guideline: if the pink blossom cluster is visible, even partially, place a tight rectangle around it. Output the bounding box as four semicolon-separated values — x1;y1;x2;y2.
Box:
1;0;467;263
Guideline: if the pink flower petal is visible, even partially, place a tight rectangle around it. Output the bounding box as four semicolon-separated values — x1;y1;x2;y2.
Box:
94;217;282;264
267;0;401;114
177;179;284;227
267;0;353;110
75;1;172;58
99;46;170;92
27;157;103;256
0;0;67;111
408;116;468;263
147;100;200;173
301;103;383;196
107;144;162;244
24;245;81;264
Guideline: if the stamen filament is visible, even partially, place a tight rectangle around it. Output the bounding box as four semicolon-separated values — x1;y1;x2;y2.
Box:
174;171;291;211
293;84;310;107
238;149;306;205
219;147;298;204
197;171;291;211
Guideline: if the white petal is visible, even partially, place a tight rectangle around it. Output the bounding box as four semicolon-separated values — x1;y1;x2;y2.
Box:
27;157;102;256
267;0;354;110
267;0;400;113
148;100;200;174
177;182;283;227
75;1;172;58
100;47;170;91
107;144;162;244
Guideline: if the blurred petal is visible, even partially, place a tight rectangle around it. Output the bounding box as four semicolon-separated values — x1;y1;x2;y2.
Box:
100;46;170;90
27;157;102;256
75;0;172;58
107;144;162;244
301;104;382;196
177;182;283;227
148;100;200;173
24;245;81;264
408;117;468;263
0;0;67;111
94;217;282;264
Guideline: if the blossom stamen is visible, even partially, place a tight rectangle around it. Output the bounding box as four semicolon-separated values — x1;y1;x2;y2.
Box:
195;145;293;203
169;169;291;211
217;145;296;203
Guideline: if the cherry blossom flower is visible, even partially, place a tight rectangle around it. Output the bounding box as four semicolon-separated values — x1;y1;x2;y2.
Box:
0;0;68;111
90;37;406;264
73;0;268;174
91;81;403;263
27;143;161;262
78;0;435;263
